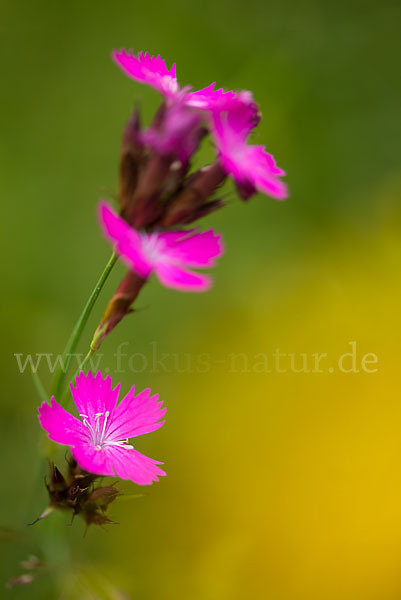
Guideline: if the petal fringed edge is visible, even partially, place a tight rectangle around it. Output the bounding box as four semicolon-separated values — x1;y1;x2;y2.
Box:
70;370;121;421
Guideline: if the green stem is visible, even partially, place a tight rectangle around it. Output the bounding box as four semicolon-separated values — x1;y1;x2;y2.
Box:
51;251;117;401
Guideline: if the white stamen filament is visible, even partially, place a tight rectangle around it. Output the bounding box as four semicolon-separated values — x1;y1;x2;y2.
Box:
80;412;133;451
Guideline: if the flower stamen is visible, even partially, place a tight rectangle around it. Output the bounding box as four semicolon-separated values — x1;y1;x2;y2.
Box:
81;412;134;451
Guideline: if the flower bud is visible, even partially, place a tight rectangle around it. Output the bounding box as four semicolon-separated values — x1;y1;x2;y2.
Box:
183;198;226;224
91;271;146;352
118;108;146;215
161;161;226;226
87;486;121;510
29;459;121;531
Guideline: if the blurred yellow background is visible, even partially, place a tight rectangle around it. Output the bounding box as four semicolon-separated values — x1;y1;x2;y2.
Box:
1;0;401;598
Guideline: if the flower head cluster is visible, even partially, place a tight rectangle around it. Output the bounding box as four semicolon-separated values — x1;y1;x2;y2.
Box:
95;50;287;314
112;49;287;200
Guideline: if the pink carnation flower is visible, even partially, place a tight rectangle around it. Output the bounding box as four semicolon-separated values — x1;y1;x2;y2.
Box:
99;202;224;292
112;50;255;114
38;371;166;485
212;107;288;200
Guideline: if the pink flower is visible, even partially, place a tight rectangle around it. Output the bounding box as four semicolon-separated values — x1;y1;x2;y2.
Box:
212;107;288;200
38;371;166;485
112;50;255;114
99;202;224;292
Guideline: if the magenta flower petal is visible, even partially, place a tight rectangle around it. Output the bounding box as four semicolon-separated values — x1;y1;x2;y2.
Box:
112;50;178;98
38;371;166;485
212;109;288;200
158;229;224;267
71;444;165;485
98;202;224;292
185;83;238;110
71;443;114;477
69;370;121;421
185;86;258;117
155;262;212;291
241;146;288;199
109;446;165;485
106;386;166;440
38;397;88;446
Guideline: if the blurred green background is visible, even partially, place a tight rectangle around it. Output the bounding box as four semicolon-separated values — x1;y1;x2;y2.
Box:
1;0;401;598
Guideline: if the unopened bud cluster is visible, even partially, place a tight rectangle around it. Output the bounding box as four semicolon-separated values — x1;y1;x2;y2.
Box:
30;459;120;531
